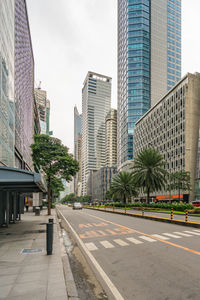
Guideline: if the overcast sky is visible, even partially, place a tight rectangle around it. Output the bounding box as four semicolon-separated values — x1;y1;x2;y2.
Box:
27;0;200;153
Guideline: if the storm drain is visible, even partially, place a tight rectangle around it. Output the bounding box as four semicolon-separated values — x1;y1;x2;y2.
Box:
21;248;43;254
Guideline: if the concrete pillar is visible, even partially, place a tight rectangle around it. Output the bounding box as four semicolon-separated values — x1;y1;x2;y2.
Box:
13;193;17;223
0;191;3;226
5;191;9;227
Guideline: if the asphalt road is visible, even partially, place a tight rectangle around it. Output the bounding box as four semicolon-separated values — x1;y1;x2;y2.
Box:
59;205;200;300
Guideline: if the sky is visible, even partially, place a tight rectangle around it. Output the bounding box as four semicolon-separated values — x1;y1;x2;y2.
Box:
27;0;200;153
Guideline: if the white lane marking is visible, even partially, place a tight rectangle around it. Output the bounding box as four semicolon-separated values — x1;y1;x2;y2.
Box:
85;242;98;251
173;232;192;237
193;230;200;233
139;236;157;242
163;233;182;238
184;231;200;236
100;241;114;249
113;239;129;246
126;237;143;244
152;234;170;240
58;209;124;300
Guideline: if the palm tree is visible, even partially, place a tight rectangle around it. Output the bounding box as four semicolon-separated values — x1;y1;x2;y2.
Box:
110;172;137;204
131;148;168;204
168;170;191;201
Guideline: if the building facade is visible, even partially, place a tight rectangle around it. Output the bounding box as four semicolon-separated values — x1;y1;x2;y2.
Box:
34;87;51;135
74;106;82;196
106;108;117;167
81;72;111;195
15;0;35;170
0;0;15;167
117;0;182;170
134;73;200;202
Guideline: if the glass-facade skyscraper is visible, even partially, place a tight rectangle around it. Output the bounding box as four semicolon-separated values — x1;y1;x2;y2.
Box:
118;0;182;169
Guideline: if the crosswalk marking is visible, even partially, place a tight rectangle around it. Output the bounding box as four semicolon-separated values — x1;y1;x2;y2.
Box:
113;239;129;246
100;241;114;248
184;230;200;236
193;230;200;233
126;237;143;244
139;236;157;242
163;233;182;238
85;242;98;251
173;231;192;237
152;234;170;240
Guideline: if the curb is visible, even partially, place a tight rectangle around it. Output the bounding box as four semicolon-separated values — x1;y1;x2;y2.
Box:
84;207;200;228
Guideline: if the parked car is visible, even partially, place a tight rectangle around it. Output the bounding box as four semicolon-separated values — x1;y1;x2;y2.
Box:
73;202;83;210
192;200;200;207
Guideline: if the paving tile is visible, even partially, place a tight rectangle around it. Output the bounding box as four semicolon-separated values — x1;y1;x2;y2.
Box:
0;285;13;298
0;275;17;286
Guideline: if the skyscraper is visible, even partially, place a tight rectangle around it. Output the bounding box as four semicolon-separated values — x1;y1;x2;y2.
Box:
0;0;15;167
106;108;117;167
15;0;35;170
81;72;111;195
117;0;182;170
74;106;82;196
34;87;51;135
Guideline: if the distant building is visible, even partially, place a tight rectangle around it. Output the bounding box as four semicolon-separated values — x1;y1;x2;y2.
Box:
15;0;35;170
134;72;200;202
74;106;82;196
0;0;15;167
81;72;111;195
118;0;182;170
92;166;117;201
106;108;117;167
34;87;51;135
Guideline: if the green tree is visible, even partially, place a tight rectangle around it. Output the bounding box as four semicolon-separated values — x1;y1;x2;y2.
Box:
31;134;79;215
110;172;137;204
105;189;113;201
131;148;168;204
168;170;191;201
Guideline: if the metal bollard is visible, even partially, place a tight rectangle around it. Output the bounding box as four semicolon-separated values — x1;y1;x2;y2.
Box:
171;208;173;220
185;210;188;222
125;206;126;214
142;207;144;216
46;222;53;255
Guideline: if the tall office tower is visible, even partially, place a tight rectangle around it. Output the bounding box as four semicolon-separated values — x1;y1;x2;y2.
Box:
81;72;111;195
15;0;35;170
118;0;182;170
0;0;15;167
74;106;82;196
106;108;117;167
34;87;51;135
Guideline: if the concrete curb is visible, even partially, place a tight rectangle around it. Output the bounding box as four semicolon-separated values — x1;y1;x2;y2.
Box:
84;207;200;228
55;208;79;300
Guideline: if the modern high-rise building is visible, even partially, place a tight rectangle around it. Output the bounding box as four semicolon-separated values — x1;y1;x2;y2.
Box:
0;0;15;167
15;0;35;170
106;108;117;167
81;72;111;195
117;0;182;170
34;87;51;135
74;106;82;196
134;72;200;202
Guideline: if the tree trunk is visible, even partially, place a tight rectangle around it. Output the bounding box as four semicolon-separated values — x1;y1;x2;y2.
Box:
47;177;51;215
147;188;150;204
123;195;126;204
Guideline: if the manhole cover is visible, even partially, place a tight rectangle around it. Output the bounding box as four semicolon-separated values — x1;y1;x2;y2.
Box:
21;248;43;254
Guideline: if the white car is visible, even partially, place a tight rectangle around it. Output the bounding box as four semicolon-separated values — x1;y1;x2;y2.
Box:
73;202;83;210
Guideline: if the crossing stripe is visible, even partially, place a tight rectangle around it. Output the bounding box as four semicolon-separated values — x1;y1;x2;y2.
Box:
126;237;143;244
139;236;157;242
163;233;182;238
152;234;170;240
85;242;98;251
193;230;200;233
113;239;129;246
173;232;192;237
184;231;200;236
100;241;114;249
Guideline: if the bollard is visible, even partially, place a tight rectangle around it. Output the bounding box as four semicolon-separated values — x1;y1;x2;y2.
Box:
35;207;40;216
125;206;126;214
46;222;53;255
185;210;188;222
171;208;173;220
142;207;144;216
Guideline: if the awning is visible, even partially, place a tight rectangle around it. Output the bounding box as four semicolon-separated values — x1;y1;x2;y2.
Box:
0;167;47;193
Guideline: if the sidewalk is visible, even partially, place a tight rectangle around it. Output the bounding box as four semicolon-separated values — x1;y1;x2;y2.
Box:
0;208;68;300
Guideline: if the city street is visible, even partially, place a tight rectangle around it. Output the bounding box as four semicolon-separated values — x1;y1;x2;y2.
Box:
58;205;200;300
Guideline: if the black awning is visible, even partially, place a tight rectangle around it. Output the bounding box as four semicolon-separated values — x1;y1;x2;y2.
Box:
0;167;47;193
